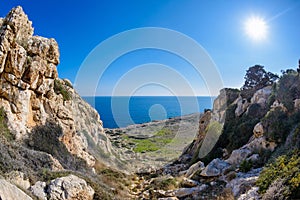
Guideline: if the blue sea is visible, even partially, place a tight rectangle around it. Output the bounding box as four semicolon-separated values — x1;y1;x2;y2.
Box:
83;96;214;128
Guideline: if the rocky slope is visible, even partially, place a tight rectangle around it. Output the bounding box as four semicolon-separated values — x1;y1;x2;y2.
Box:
133;70;300;199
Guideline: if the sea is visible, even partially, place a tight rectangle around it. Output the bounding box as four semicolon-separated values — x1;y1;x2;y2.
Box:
83;96;215;129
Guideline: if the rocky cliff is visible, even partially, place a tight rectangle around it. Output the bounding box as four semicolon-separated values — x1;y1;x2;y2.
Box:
0;6;116;167
136;69;300;199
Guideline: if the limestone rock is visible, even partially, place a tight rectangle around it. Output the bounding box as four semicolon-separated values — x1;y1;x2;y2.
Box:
3;6;34;44
0;6;118;168
238;187;260;200
27;36;59;65
250;86;272;106
4;43;27;78
158;197;179;200
5;171;30;190
271;100;287;112
226;168;261;198
181;177;199;187
235;96;250;117
253;122;264;138
226;137;276;165
181;111;211;159
47;175;94;200
30;181;47;200
185;161;205;178
200;158;230;177
226;148;252;165
0;179;33;200
165;185;208;198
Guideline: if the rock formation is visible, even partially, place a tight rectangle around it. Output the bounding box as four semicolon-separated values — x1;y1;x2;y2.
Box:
0;6;114;167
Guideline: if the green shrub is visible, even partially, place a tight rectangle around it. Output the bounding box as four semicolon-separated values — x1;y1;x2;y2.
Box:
0;107;14;141
275;72;300;112
152;177;178;190
257;150;300;198
239;159;252;172
261;107;290;143
54;79;72;101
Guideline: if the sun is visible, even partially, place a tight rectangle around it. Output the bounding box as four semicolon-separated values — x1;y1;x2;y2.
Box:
244;16;268;41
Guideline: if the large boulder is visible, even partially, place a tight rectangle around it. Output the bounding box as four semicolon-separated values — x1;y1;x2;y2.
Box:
226;137;276;165
235;96;250;117
226;168;261;198
253;122;264;138
250;86;272;106
200;158;230;177
0;179;33;200
185;161;205;178
47;175;94;200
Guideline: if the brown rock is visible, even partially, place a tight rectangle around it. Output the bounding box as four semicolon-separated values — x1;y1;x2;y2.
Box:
4;44;27;78
27;36;59;65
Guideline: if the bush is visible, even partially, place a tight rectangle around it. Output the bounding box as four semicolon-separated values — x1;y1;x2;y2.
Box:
261;107;290;143
275;71;300;112
54;79;72;101
239;159;252;172
257;150;300;199
0;107;14;141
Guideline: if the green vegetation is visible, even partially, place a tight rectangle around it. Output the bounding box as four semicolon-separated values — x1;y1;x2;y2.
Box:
239;159;253;173
257;150;300;198
54;79;72;101
0;107;14;141
122;128;174;153
151;177;178;190
261;107;290;143
275;69;300;111
241;65;278;100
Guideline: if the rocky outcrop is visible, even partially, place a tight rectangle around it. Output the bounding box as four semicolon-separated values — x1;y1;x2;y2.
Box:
200;158;230;177
47;175;94;200
0;6;114;167
226;168;261;198
253;122;264;138
5;171;30;190
226;137;276;165
0;178;33;200
29;175;95;200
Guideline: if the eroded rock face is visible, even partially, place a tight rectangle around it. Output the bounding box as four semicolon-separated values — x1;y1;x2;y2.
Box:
47;175;94;200
0;6;113;167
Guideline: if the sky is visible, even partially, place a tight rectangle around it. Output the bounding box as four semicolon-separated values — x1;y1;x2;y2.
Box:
1;0;300;96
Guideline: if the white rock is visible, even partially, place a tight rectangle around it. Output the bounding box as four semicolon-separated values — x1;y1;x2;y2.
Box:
200;158;230;177
185;161;205;178
47;174;94;200
30;181;47;200
0;179;33;200
5;171;31;190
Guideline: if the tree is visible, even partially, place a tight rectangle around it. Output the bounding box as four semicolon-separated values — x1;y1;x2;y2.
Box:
242;65;279;91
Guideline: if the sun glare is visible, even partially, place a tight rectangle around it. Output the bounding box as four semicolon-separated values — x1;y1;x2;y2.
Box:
245;16;268;41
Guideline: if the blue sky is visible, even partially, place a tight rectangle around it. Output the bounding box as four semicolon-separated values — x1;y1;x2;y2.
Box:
1;0;300;96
